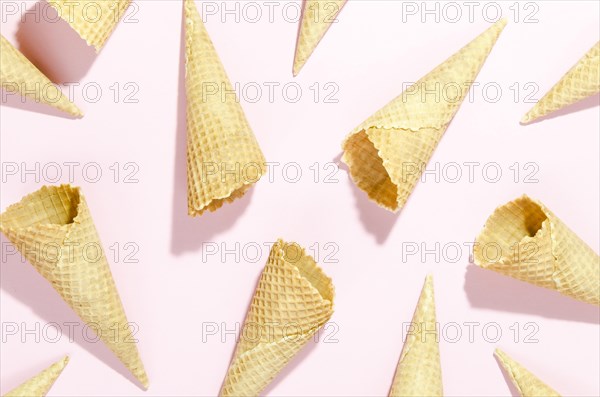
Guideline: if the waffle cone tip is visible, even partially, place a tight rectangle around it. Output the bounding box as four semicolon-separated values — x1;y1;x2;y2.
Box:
292;0;347;76
496;17;508;29
138;374;149;390
0;35;83;117
57;355;69;367
389;275;441;397
292;62;301;77
4;355;70;397
493;348;508;362
415;274;436;320
424;273;434;287
521;41;600;124
494;349;561;397
70;106;84;118
520;112;533;124
292;38;308;77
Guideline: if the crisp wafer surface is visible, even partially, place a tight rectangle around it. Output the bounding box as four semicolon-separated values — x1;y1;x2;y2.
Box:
495;349;561;397
342;20;506;212
48;0;131;51
474;195;600;305
184;0;266;217
4;356;69;397
220;240;334;397
0;35;82;116
293;0;347;76
522;42;600;123
0;185;148;388
389;275;442;397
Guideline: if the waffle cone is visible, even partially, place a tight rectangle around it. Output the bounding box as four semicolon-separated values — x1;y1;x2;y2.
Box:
0;185;148;388
494;349;560;397
184;0;266;217
47;0;131;51
4;356;69;397
389;275;442;397
220;239;335;396
522;41;600;124
474;195;599;305
342;20;506;212
0;35;82;117
293;0;347;76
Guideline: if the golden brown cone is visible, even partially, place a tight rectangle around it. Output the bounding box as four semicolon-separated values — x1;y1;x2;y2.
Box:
474;195;600;305
184;0;266;217
494;349;561;397
389;275;442;397
47;0;131;51
220;239;335;396
0;35;82;117
3;356;69;397
342;20;506;212
293;0;347;76
0;185;148;388
522;41;599;124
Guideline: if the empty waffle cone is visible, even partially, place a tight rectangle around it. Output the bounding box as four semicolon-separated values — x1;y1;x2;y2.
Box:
474;195;600;305
293;0;347;76
3;356;69;397
47;0;131;51
522;41;599;124
0;35;82;117
342;20;506;212
494;349;560;397
389;275;442;397
220;239;335;396
0;185;148;388
184;0;266;217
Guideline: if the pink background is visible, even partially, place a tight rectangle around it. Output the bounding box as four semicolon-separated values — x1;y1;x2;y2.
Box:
1;1;599;396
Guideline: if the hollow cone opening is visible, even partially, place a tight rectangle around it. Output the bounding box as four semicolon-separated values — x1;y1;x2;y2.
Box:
343;130;398;211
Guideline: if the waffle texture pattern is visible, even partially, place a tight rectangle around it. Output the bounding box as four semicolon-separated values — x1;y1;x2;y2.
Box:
474;195;599;305
220;239;335;396
389;275;442;397
293;0;347;76
495;349;561;397
184;0;266;217
0;35;82;116
342;20;506;212
48;0;131;51
0;185;149;388
522;41;600;123
4;356;69;397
